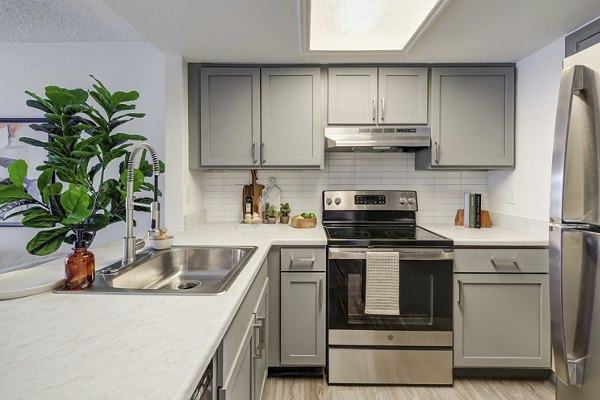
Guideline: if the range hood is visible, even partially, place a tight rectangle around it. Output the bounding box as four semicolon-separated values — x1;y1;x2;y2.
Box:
324;126;431;152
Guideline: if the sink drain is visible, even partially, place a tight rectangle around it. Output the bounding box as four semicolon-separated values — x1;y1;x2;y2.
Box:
176;280;202;290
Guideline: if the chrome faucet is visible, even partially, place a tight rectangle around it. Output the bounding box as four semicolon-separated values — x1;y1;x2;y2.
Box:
122;143;162;266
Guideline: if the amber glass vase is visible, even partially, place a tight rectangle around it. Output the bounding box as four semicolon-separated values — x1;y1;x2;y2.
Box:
64;245;95;290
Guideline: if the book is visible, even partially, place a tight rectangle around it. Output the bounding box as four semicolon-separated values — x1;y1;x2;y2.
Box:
475;193;481;228
463;192;470;228
469;193;476;228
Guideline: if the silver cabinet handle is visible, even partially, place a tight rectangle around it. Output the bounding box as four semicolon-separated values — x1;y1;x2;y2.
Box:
261;142;265;164
550;64;597;222
457;280;464;306
380;98;385;121
372;98;376;121
252;142;257;164
253;316;265;359
291;257;315;264
434;141;440;164
319;277;323;309
490;258;520;269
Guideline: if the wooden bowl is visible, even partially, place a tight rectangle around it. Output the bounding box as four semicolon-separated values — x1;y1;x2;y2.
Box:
290;216;317;228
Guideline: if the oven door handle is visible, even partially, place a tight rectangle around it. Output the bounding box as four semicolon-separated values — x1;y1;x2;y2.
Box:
328;248;454;260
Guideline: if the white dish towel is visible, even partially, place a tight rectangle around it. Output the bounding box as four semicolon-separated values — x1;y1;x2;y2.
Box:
365;251;400;315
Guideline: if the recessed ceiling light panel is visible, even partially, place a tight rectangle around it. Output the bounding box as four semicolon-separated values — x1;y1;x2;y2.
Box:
307;0;451;52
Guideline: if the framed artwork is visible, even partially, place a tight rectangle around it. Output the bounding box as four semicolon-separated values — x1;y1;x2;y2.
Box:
0;118;48;226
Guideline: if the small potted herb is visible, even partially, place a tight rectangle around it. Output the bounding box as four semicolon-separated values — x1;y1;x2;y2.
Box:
279;203;291;224
265;205;278;224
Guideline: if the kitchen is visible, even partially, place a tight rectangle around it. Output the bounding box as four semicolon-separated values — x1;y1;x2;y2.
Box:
1;0;600;399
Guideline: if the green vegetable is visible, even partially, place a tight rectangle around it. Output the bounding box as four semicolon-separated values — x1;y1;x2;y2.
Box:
308;213;316;219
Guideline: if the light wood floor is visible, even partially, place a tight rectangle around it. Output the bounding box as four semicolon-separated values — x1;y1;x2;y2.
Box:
264;377;555;400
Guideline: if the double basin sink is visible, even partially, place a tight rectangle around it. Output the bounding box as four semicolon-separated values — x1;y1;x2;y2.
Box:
73;246;257;295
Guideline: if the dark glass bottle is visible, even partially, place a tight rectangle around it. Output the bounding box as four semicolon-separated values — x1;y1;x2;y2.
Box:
245;190;253;214
64;241;95;290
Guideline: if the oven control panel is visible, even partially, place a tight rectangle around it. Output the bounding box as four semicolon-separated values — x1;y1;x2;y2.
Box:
323;190;418;211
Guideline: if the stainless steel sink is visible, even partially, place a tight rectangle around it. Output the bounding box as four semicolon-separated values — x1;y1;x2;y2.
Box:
59;246;257;295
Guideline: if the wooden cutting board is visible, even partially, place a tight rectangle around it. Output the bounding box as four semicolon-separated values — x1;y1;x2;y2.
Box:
242;170;264;218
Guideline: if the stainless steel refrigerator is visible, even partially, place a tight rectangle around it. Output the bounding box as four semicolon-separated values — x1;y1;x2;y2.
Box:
550;41;600;400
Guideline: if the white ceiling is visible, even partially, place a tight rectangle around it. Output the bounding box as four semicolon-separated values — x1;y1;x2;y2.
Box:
101;0;600;63
0;0;143;43
3;0;600;63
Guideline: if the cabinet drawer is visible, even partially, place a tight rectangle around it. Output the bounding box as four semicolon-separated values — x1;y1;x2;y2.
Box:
280;248;325;272
454;248;548;273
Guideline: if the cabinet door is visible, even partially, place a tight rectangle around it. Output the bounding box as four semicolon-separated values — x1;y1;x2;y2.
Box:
280;272;326;366
219;316;253;400
428;67;515;167
378;67;428;124
261;68;322;167
252;280;268;400
328;67;378;124
454;273;551;368
201;67;260;167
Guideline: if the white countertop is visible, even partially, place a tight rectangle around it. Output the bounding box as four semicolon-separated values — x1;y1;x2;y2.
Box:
0;221;548;399
421;224;549;247
0;223;326;400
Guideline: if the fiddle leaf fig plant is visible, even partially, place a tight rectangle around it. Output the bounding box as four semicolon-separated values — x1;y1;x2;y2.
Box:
0;76;164;256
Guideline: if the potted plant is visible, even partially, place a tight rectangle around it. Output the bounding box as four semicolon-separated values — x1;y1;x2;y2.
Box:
265;205;278;224
0;77;164;289
279;203;291;224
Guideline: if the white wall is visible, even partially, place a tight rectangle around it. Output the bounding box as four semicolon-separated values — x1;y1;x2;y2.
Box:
163;57;204;232
202;153;489;225
0;42;166;270
488;38;565;222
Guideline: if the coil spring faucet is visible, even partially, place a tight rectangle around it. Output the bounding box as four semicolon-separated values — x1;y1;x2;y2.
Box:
122;143;161;266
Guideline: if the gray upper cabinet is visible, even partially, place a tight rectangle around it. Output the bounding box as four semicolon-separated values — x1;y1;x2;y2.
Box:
328;67;428;125
261;68;322;167
328;67;378;124
200;67;260;168
417;66;515;169
378;67;428;124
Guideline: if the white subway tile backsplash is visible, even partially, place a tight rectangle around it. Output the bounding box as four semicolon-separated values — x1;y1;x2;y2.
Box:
200;153;488;224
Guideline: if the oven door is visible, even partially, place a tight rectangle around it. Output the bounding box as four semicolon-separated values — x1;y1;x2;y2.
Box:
328;247;453;333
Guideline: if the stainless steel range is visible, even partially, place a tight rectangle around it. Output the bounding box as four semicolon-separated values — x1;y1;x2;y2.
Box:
323;190;454;385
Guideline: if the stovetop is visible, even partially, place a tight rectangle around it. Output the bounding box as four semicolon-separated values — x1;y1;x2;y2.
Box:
322;190;452;247
324;224;453;247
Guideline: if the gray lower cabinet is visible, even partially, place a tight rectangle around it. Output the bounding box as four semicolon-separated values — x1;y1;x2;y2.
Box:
280;272;326;366
219;260;268;400
261;68;322;167
279;247;326;367
453;248;551;369
416;66;515;169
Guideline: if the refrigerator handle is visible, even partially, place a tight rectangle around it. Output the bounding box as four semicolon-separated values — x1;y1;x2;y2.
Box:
549;64;598;223
550;227;598;387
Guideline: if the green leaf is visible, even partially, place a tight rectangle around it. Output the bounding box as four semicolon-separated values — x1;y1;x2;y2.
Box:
26;227;70;256
8;160;28;188
60;186;90;215
0;185;33;203
37;169;53;193
82;214;110;231
22;208;61;228
62;207;93;225
25;99;53;114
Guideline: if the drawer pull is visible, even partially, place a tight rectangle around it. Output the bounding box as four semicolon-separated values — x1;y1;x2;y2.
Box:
457;280;464;306
490;258;520;269
291;257;315;264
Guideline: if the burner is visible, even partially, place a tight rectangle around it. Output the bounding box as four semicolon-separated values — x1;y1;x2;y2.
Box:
332;230;371;239
384;228;416;239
